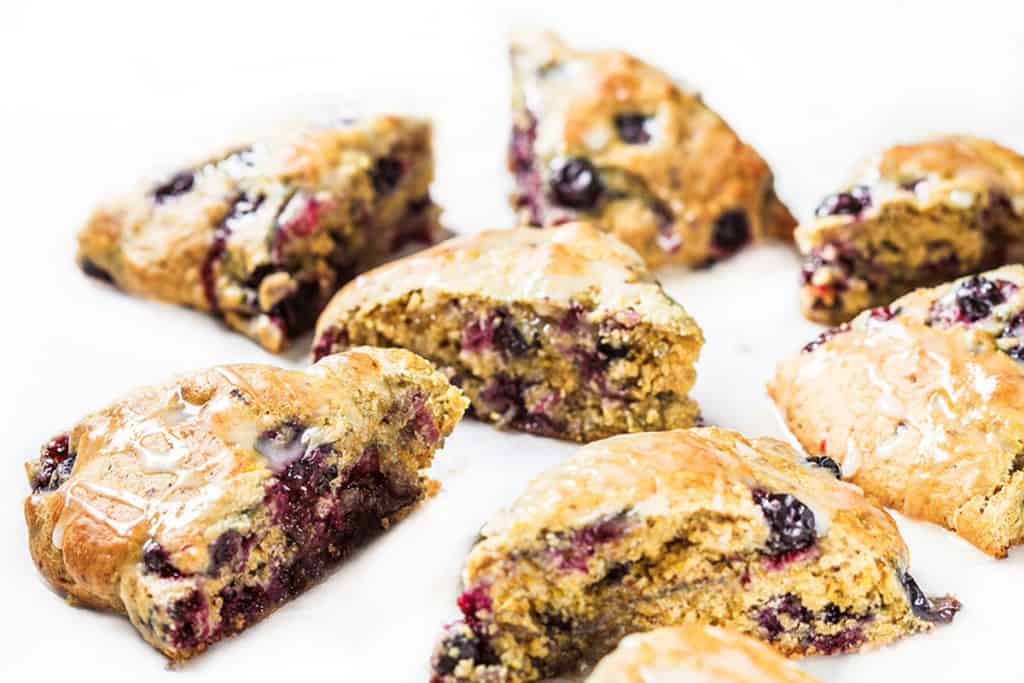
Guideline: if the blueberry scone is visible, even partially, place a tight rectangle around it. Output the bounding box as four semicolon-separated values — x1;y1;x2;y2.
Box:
24;348;466;660
799;135;1024;323
508;31;795;268
773;265;1024;557
585;625;820;683
313;223;703;442
429;428;957;682
77;116;440;352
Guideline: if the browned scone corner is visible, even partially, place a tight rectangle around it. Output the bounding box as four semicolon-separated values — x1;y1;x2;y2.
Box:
772;264;1024;557
798;135;1024;324
586;625;821;683
313;222;703;443
24;347;467;660
508;31;795;268
76;115;441;352
429;428;957;683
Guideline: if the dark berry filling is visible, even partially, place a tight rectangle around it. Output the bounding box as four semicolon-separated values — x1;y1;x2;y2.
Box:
142;539;184;579
711;209;751;254
312;325;349;363
152;171;195;203
999;311;1024;361
802;323;851;353
267;279;323;339
928;275;1018;327
754;593;867;654
509;113;545;225
549;156;603;210
200;193;266;314
457;585;493;628
815;185;871;218
370;156;406;195
549;514;629;571
613;112;652;144
80;259;114;284
167;590;208;650
900;571;960;623
208;530;250;575
31;433;75;493
805;455;842;479
752;488;817;556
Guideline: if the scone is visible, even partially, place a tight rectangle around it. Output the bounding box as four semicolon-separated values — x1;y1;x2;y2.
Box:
585;625;820;683
313;223;703;442
77;116;440;352
508;31;794;268
24;348;466;660
772;265;1024;557
798;135;1024;323
429;428;956;682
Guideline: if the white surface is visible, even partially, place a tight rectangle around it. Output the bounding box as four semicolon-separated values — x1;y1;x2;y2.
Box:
2;1;1024;680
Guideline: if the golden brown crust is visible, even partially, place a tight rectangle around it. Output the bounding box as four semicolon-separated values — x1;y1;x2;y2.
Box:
76;116;440;352
772;265;1024;556
23;348;467;646
509;32;794;268
586;625;821;683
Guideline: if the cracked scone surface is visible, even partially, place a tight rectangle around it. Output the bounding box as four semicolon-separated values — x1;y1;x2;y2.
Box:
773;265;1024;557
76;116;440;352
429;428;956;683
23;348;466;660
508;31;794;268
799;135;1024;324
314;223;703;443
586;625;820;683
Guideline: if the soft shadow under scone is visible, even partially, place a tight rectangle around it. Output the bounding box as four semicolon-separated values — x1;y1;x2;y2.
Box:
586;625;821;683
313;222;703;443
76;116;440;352
508;31;795;268
24;348;467;660
429;428;957;683
772;265;1024;557
798;135;1024;324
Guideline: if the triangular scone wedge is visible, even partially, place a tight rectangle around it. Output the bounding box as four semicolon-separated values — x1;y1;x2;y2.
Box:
773;265;1024;557
430;428;957;683
508;31;794;268
24;348;466;660
314;223;703;442
586;625;821;683
798;135;1024;324
77;116;440;352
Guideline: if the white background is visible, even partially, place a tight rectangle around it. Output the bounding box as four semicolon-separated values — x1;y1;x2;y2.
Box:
2;1;1023;680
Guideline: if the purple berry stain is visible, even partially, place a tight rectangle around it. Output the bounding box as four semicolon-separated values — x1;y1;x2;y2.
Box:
752;488;817;556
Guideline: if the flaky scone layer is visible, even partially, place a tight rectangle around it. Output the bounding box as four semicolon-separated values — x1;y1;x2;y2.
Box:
773;264;1024;557
314;223;703;442
77;115;440;352
509;31;794;268
586;625;820;683
24;348;466;659
430;428;956;682
798;135;1024;323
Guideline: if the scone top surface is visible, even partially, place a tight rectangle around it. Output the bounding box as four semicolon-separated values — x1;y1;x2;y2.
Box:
509;31;794;267
772;265;1024;554
474;427;903;566
799;134;1024;248
586;625;820;683
317;222;701;337
24;347;461;610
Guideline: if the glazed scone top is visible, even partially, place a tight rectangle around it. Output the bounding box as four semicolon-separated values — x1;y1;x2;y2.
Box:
477;428;901;559
586;625;820;683
316;223;702;334
798;135;1024;246
77;115;431;306
24;348;462;608
779;265;1024;520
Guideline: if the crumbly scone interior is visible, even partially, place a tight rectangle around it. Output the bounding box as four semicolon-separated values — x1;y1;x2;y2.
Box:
432;431;956;682
23;351;467;660
315;292;700;442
